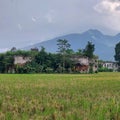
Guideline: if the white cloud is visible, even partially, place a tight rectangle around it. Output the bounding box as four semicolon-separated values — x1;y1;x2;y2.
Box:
94;0;120;31
94;0;120;14
45;10;55;23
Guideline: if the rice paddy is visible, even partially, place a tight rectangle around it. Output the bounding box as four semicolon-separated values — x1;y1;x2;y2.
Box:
0;72;120;120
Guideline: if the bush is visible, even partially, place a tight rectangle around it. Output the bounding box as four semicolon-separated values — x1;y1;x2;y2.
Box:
45;67;53;73
98;67;113;72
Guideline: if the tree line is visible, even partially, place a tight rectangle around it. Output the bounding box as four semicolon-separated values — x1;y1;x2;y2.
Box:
0;40;96;73
0;39;120;73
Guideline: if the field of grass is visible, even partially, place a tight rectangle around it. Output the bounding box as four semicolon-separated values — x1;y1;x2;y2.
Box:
0;72;120;120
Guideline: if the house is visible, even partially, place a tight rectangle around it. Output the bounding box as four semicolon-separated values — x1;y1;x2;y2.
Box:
14;56;31;66
73;56;89;73
89;58;98;72
71;56;98;73
7;56;31;73
31;47;39;52
101;61;118;71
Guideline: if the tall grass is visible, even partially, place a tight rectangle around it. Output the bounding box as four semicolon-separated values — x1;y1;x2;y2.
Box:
0;72;119;120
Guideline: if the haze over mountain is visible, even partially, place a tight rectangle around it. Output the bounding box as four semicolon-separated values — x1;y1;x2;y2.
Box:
24;29;120;61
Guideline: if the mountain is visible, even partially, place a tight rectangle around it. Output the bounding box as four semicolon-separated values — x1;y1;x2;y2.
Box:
23;29;120;61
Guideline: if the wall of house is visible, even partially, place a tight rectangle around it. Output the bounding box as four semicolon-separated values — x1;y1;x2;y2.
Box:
72;56;98;73
89;59;98;72
102;62;118;71
14;56;31;65
72;57;89;65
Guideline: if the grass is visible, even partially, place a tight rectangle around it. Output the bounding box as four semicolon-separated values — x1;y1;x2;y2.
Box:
0;72;120;120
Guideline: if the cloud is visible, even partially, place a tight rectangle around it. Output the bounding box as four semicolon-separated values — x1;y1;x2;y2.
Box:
94;0;120;31
94;0;120;14
45;10;55;23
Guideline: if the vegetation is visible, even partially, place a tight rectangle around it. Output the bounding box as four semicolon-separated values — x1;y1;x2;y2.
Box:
83;41;95;59
0;40;96;74
0;73;119;119
98;61;113;72
57;39;71;55
115;42;120;67
0;39;119;73
57;39;71;72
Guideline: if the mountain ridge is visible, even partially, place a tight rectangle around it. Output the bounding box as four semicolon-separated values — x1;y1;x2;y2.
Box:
23;29;120;61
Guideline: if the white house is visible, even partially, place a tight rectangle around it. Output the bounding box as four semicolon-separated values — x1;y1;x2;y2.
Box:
102;61;118;71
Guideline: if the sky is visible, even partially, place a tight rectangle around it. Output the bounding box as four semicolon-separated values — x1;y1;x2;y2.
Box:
0;0;120;52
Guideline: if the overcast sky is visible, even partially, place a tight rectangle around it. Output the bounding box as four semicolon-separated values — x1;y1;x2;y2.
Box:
0;0;120;52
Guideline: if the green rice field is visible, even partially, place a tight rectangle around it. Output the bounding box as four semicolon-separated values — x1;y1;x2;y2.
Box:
0;72;120;120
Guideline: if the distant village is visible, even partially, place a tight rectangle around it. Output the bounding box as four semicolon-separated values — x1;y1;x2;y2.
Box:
0;40;120;73
13;54;118;73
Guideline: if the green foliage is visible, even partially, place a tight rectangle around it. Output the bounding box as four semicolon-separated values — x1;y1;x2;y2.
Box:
57;39;72;73
35;47;48;65
114;42;120;65
98;67;113;72
0;53;14;73
0;40;98;73
76;49;84;55
57;39;71;54
83;41;95;58
89;63;94;73
6;50;31;57
66;49;74;55
0;54;5;73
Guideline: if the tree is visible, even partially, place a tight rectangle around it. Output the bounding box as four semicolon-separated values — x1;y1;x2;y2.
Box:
0;54;5;73
35;47;49;72
11;47;17;52
76;49;83;55
0;53;14;73
83;41;95;58
57;39;71;54
57;39;71;72
114;42;120;65
66;49;74;55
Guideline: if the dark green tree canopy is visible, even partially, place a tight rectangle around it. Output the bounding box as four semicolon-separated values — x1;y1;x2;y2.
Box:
83;41;95;58
57;39;71;55
57;39;72;72
114;42;120;65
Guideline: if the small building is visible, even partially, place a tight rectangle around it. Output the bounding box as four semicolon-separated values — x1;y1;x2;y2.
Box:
89;58;98;72
101;61;118;71
73;56;89;73
71;56;98;73
31;47;39;52
7;56;32;73
14;56;31;65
